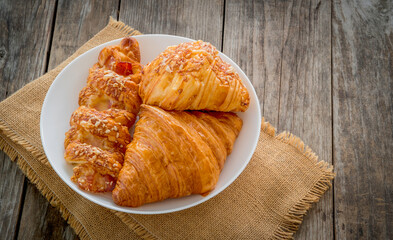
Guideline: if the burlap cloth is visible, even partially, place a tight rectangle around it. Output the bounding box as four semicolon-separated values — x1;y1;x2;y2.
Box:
0;18;334;240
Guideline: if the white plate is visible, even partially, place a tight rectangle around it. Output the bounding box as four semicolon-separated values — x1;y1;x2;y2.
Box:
40;34;261;214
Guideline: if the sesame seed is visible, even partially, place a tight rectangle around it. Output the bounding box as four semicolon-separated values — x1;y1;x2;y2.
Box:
116;132;119;138
165;65;172;73
105;129;111;134
161;56;168;65
104;73;114;78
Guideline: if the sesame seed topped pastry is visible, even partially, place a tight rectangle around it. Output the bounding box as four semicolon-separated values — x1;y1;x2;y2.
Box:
64;37;142;193
140;40;250;112
79;67;141;112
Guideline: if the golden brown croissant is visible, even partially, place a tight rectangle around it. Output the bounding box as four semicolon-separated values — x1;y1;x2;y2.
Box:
112;104;243;207
139;40;250;112
64;37;142;193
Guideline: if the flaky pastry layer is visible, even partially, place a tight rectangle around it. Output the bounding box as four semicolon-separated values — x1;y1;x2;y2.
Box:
140;40;250;112
112;105;242;207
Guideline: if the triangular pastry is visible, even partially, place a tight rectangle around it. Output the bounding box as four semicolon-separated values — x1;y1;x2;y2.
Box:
112;104;242;207
140;41;250;112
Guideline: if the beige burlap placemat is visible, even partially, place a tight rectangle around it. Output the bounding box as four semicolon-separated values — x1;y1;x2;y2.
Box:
0;18;334;240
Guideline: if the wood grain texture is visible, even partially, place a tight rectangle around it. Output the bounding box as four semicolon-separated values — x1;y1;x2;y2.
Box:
276;1;333;239
0;0;56;238
17;184;78;240
0;0;55;93
0;153;25;240
223;1;333;238
119;0;224;49
333;0;393;239
47;0;119;70
1;0;392;238
16;1;119;239
222;0;285;126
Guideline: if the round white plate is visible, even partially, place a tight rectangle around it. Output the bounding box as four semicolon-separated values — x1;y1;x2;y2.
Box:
40;34;261;214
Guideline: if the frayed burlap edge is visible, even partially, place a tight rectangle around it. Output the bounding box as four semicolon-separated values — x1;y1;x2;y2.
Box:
108;16;142;36
0;17;143;240
107;118;335;240
0;120;49;165
0;135;92;240
0;115;335;240
260;118;335;240
0;17;141;168
113;211;158;240
0;15;334;238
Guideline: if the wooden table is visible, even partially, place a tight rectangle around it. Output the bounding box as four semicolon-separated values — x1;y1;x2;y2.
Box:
0;0;392;239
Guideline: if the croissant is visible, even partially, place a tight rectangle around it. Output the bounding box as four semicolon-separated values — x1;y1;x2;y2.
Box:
139;40;250;112
64;37;142;193
112;104;243;207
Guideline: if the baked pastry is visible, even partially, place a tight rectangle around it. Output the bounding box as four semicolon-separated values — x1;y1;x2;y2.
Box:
98;36;142;78
112;104;243;207
64;37;142;192
139;40;250;112
79;67;141;112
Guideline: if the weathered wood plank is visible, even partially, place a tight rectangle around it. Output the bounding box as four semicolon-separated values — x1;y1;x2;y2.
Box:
17;184;78;240
0;0;56;239
47;0;119;71
17;1;119;239
275;1;333;239
20;1;225;238
223;0;333;239
0;153;25;240
333;0;393;239
223;0;284;126
119;0;224;49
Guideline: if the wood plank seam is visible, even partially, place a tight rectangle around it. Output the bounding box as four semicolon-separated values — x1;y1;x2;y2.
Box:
220;0;226;52
330;0;336;239
43;0;59;73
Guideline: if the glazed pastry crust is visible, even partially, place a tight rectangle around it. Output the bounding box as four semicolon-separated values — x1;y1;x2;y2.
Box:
98;37;142;77
79;67;141;112
64;37;141;193
112;105;242;207
140;40;250;112
68;106;133;148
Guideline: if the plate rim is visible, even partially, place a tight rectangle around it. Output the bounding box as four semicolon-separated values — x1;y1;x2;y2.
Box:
40;34;261;214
